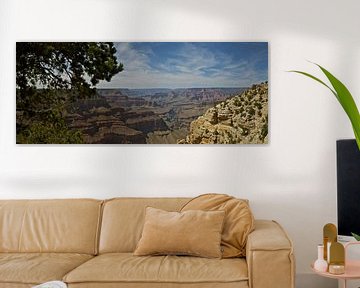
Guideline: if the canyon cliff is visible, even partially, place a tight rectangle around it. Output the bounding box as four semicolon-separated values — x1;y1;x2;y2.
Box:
178;82;268;144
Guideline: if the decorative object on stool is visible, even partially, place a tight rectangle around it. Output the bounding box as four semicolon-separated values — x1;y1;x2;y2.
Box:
314;244;328;272
312;222;360;286
328;242;345;275
323;223;337;262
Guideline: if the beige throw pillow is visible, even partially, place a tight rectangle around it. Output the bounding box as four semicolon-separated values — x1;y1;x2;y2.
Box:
181;193;255;258
134;207;225;258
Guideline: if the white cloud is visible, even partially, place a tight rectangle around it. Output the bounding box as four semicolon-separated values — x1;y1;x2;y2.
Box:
99;43;266;89
114;43;151;72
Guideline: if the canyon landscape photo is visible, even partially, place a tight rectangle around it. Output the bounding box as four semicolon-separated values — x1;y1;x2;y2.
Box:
16;42;268;144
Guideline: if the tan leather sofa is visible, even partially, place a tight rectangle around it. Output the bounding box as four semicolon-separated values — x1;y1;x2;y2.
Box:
0;198;295;288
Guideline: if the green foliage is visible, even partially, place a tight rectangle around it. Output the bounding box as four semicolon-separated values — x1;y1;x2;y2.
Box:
17;42;123;93
17;102;84;144
16;42;123;143
17;119;84;144
234;98;241;106
352;232;360;241
290;63;360;150
241;127;249;136
260;121;268;141
254;102;263;110
247;107;255;116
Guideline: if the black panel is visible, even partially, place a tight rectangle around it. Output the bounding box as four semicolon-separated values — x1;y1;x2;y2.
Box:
337;139;360;236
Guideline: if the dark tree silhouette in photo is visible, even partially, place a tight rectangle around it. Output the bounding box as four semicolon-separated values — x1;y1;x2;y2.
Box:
16;42;123;144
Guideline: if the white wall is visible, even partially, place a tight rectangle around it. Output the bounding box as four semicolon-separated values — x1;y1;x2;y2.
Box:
1;0;359;287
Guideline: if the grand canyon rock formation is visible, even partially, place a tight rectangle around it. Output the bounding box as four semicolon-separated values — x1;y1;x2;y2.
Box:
178;82;268;144
65;88;246;144
65;92;168;144
62;86;265;144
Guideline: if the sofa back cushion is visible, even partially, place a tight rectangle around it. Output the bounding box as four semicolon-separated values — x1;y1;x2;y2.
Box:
181;194;254;258
99;198;189;253
0;199;102;254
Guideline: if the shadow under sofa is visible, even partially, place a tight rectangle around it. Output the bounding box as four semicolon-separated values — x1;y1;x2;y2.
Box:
0;197;295;288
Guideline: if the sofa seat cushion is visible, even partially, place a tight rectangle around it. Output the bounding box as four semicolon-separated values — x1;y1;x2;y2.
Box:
0;253;93;285
64;253;248;285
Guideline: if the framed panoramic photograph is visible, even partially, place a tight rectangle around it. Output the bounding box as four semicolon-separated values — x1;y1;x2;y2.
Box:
16;42;268;144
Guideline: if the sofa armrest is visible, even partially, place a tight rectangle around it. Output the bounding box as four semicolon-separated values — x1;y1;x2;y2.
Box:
246;220;295;288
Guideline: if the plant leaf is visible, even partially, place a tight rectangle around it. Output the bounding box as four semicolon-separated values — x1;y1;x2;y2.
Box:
316;64;360;150
351;232;360;241
289;70;337;99
289;65;360;150
353;127;360;150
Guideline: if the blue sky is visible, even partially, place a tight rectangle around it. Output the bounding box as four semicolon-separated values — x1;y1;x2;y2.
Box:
99;42;268;89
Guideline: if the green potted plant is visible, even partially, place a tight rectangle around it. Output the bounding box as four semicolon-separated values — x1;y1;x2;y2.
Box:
290;63;360;241
290;63;360;149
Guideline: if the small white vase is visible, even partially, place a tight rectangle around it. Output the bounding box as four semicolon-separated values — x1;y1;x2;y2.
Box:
314;244;328;272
